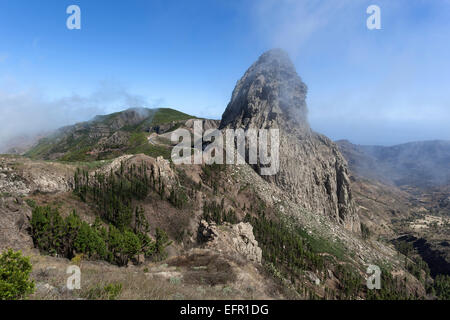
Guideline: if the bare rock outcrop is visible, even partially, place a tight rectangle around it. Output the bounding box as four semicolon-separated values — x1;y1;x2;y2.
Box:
220;49;360;233
97;154;177;198
0;156;73;196
0;196;34;250
198;220;262;263
0;156;74;251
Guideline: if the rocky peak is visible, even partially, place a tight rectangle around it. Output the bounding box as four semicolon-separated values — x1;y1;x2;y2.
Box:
219;49;360;233
220;48;309;133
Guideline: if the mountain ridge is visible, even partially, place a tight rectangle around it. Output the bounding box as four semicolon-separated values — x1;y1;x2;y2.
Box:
24;107;195;162
336;139;450;188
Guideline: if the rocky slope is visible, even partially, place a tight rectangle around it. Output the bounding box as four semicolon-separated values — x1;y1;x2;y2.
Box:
336;140;450;278
0;153;286;300
220;49;360;233
0;155;75;251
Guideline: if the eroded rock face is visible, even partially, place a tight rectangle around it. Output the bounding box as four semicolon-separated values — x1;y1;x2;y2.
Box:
198;220;262;263
0;157;73;196
97;154;177;198
221;49;309;132
231;223;262;264
198;219;219;242
220;49;360;233
0;197;33;251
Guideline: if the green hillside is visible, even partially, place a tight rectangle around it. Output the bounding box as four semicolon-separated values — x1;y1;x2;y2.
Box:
25;108;195;162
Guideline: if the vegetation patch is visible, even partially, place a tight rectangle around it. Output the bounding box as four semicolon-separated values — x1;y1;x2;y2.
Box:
30;205;170;266
24;108;194;162
81;282;123;300
202;199;238;225
0;249;35;300
30;161;176;266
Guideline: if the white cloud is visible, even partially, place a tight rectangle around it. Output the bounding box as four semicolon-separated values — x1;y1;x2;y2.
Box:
0;81;164;152
251;0;450;144
251;0;357;56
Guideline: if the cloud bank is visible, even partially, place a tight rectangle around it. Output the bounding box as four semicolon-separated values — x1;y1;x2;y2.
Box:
251;0;450;145
0;81;162;152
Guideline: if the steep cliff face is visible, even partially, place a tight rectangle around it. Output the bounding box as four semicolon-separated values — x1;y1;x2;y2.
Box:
220;49;309;132
220;49;360;233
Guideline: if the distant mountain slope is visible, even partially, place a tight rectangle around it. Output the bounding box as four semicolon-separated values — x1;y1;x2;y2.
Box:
337;140;450;188
337;140;450;277
25;108;195;162
0;133;50;155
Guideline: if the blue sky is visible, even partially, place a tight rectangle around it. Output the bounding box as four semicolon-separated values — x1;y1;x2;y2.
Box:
0;0;449;148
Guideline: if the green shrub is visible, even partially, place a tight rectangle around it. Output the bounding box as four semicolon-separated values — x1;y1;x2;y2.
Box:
335;264;363;299
107;226;141;266
434;274;450;300
153;228;172;261
361;223;371;240
25;199;36;208
202;200;238;225
82;282;123;300
30;206;65;255
366;263;411;300
71;253;84;266
103;283;123;300
0;249;35;300
74;221;108;260
168;187;189;209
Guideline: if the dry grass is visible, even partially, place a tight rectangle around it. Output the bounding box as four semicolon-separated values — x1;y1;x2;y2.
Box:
168;251;237;286
25;250;274;300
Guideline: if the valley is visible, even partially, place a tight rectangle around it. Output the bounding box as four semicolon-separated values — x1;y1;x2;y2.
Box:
336;139;450;281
